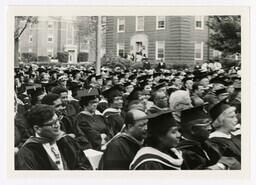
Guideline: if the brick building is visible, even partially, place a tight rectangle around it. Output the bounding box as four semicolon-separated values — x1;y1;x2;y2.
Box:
106;16;218;65
18;16;96;63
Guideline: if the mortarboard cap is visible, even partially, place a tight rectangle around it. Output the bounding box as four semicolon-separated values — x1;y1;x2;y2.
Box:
102;85;122;100
147;110;178;137
180;104;210;128
209;98;231;122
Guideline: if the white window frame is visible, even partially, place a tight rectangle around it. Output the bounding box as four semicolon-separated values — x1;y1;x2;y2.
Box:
156;16;165;30
136;16;144;31
47;34;53;43
194;42;204;60
116;42;125;57
155;41;165;60
48;21;54;29
117;17;125;33
66;23;74;45
29;35;33;43
195;16;204;30
47;48;53;58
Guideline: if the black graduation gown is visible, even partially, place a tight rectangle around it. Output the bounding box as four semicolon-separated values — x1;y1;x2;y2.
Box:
103;109;125;137
177;139;221;169
60;115;92;150
15;136;92;170
102;133;142;170
76;112;108;150
209;136;241;163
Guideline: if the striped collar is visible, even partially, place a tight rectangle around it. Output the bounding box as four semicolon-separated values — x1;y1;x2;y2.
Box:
129;147;183;170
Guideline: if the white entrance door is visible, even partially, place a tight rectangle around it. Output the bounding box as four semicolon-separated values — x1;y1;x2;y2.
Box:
68;51;75;63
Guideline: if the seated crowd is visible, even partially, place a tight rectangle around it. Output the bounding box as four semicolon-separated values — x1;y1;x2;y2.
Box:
14;61;241;170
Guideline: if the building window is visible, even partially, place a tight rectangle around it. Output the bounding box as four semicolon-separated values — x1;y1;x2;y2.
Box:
67;23;74;45
48;22;54;29
47;49;53;58
28;48;32;53
136;16;144;31
48;35;53;43
195;16;204;30
156;16;165;30
117;17;125;32
117;42;125;58
195;42;204;60
156;41;165;60
29;35;33;43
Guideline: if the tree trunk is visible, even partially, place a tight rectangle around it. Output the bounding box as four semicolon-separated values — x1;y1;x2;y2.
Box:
14;38;19;67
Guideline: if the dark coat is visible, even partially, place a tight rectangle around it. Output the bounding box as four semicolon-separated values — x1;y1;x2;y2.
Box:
103;108;125;137
76;112;109;150
60;115;92;150
209;136;241;163
177;139;221;169
15;136;91;170
102;133;142;170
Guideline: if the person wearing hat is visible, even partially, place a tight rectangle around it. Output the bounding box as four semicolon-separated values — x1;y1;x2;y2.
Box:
208;99;241;169
147;90;169;115
129;110;183;170
102;109;148;170
26;84;47;106
15;104;92;170
102;86;125;137
76;88;110;151
177;105;225;169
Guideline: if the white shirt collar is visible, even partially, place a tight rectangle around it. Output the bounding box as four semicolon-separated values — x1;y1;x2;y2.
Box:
209;131;231;139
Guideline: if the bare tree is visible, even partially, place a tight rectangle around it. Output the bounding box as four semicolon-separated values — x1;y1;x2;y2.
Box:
14;16;38;66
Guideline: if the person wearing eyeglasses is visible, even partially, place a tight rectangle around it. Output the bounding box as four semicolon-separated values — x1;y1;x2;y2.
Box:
177;105;223;170
15;104;92;170
41;93;92;151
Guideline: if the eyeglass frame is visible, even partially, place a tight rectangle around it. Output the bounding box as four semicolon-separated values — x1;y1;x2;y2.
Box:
41;115;63;128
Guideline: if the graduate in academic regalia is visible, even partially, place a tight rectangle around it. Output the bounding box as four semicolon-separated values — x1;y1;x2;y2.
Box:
208;99;241;169
177;105;223;170
102;109;148;170
102;86;125;137
130;111;183;170
75;88;109;151
15;104;92;170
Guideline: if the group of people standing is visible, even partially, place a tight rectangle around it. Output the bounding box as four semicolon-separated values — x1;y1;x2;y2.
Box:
14;60;241;170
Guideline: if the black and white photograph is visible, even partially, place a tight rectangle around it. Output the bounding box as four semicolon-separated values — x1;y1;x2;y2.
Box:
4;4;252;184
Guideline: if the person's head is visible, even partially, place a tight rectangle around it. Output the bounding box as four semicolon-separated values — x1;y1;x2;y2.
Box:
192;83;204;98
51;86;69;105
146;111;181;150
181;105;212;142
124;82;134;94
103;86;123;109
57;75;68;87
169;90;193;111
125;109;148;141
210;100;238;133
41;93;66;115
27;104;62;140
173;78;182;89
77;88;100;113
200;77;209;88
184;79;194;91
152;91;168;108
